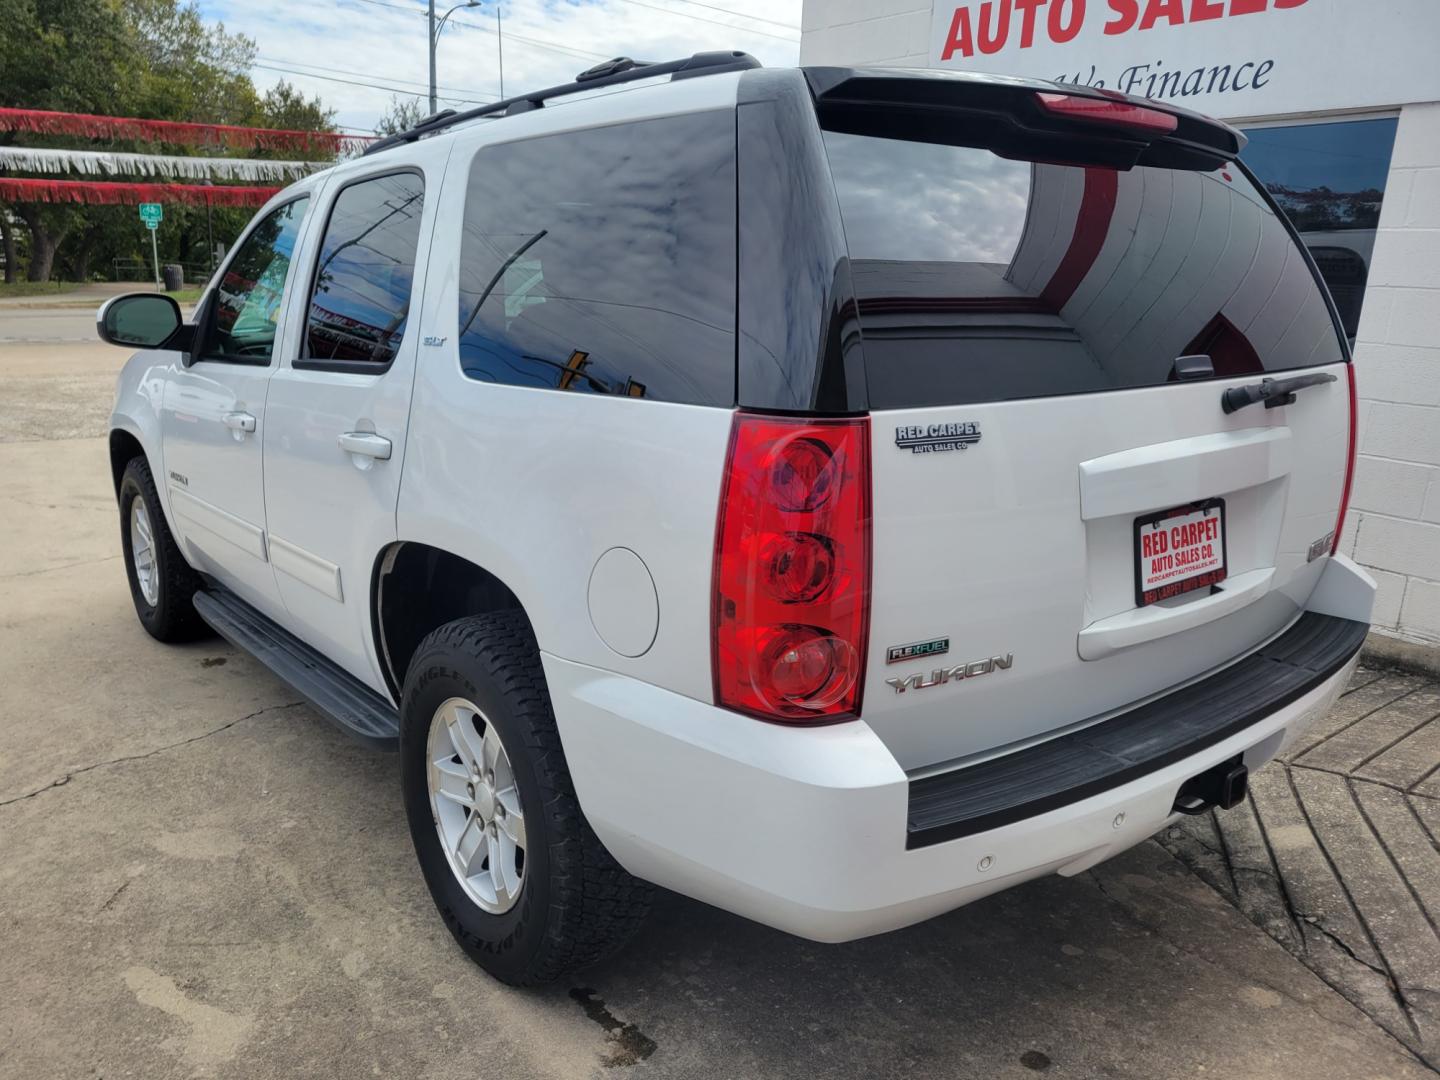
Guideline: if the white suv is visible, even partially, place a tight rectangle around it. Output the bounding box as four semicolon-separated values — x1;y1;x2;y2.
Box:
101;54;1377;985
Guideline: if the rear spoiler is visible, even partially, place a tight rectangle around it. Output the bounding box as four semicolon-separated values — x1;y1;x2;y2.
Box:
803;67;1244;172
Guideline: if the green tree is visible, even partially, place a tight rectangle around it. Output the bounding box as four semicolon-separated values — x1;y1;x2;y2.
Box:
0;0;140;279
374;94;425;137
254;81;336;133
0;0;341;282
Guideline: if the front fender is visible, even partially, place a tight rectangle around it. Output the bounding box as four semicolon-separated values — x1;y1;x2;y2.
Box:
108;348;180;531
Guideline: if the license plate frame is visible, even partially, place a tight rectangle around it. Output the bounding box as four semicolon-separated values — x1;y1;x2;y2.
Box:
1133;499;1228;608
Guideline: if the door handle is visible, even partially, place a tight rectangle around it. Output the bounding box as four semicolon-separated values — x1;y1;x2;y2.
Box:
223;411;256;433
338;431;392;460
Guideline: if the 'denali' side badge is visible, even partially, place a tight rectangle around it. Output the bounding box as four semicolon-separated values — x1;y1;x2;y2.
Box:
895;422;980;455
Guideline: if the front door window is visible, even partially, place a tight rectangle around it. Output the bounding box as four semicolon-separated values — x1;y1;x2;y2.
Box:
199;197;309;364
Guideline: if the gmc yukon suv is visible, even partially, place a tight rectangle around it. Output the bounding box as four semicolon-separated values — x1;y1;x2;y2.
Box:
99;53;1376;985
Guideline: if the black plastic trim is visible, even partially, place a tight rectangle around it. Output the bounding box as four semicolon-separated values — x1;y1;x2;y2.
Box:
907;612;1368;849
364;51;761;156
735;68;866;413
193;585;399;750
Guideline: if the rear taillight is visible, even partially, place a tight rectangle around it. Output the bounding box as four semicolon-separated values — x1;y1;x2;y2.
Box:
1332;363;1359;555
1036;92;1179;135
712;413;872;724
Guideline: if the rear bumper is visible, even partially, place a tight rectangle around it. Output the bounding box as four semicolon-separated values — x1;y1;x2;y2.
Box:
545;563;1372;943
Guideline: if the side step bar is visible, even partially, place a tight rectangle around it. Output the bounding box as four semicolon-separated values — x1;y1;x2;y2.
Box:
193;586;400;749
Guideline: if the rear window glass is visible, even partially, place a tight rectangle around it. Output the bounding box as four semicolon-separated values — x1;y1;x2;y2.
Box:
821;131;1347;410
456;111;736;406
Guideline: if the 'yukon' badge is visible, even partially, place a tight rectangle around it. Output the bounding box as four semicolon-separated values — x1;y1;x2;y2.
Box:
886;637;950;665
895;422;981;454
885;654;1013;694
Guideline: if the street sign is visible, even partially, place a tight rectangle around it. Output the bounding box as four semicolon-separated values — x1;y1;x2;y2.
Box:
139;203;163;289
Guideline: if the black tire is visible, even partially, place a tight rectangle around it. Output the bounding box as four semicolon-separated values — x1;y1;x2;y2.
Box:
400;611;652;985
117;456;208;643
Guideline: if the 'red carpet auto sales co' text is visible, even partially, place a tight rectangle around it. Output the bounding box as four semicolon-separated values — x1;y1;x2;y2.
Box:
938;0;1309;102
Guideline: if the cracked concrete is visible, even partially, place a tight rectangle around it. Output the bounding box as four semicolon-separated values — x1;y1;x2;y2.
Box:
1165;664;1440;1069
3;313;1435;1078
0;701;305;808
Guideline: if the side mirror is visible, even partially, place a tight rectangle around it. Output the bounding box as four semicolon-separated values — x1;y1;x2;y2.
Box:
96;293;183;349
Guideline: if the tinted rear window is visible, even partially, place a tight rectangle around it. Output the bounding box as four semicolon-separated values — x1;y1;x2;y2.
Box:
456;111;736;406
822;131;1347;410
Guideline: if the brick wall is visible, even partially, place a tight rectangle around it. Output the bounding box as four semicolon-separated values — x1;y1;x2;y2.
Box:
1342;102;1440;646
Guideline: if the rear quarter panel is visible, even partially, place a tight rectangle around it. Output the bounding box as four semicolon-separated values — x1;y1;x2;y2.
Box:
396;78;747;703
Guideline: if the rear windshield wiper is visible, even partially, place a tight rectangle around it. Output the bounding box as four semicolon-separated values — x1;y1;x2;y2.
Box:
1221;371;1338;415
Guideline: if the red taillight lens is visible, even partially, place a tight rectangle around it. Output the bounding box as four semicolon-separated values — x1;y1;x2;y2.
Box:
760;532;835;604
713;414;872;724
1036;92;1179;135
1332;364;1359;556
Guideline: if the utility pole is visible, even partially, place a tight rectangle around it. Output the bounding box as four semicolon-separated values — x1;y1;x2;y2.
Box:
428;0;438;114
429;0;480;115
497;2;505;99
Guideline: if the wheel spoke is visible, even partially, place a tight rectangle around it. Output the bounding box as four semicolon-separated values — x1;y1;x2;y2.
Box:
135;510;153;549
446;705;485;774
454;814;486;877
481;724;503;778
432;760;472;806
496;788;525;848
488;830;513;906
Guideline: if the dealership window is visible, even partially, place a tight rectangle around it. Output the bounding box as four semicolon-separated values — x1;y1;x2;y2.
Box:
1240;116;1400;340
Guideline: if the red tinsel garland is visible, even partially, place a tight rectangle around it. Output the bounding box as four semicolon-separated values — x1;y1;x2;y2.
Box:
0;178;281;207
0;107;373;154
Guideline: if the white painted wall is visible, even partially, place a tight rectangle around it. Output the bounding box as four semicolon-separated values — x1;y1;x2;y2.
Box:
800;0;930;66
802;1;1440;651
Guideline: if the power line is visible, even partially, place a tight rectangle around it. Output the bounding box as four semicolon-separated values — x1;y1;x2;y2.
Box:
604;0;799;38
342;0;611;61
444;15;613;61
650;0;799;31
258;55;494;99
251;61;491;106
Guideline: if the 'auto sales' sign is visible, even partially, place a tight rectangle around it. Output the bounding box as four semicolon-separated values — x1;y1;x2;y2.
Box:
928;0;1440;118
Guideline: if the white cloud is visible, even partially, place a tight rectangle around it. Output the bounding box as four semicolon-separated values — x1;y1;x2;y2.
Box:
197;0;802;135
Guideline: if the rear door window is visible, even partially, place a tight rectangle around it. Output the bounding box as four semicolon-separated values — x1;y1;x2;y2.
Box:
301;171;425;370
821;130;1347;410
456;111;737;406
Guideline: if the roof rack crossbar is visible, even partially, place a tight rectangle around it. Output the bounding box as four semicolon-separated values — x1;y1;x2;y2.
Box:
363;50;760;157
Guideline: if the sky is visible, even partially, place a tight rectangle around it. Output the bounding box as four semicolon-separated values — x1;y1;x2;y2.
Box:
194;0;804;136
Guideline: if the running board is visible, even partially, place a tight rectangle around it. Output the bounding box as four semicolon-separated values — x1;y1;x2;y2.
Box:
192;586;400;749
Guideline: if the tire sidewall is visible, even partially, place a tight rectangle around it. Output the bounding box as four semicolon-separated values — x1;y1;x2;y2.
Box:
400;648;556;980
118;466;164;634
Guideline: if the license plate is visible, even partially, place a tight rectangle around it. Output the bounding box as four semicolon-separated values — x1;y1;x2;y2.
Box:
1134;500;1227;607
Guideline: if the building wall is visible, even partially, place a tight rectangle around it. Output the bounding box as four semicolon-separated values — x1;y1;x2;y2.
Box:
801;2;1440;652
799;0;930;67
1342;102;1440;647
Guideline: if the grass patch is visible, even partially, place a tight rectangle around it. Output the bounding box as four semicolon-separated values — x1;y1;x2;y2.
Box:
169;287;206;303
0;280;83;298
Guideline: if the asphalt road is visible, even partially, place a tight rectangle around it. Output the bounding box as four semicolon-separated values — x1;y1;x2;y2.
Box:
0;308;1432;1079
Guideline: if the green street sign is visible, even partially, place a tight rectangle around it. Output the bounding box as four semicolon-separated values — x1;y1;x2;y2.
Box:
138;203;163;226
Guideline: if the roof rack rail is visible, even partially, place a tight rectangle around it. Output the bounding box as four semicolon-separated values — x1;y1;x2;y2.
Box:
363;50;761;157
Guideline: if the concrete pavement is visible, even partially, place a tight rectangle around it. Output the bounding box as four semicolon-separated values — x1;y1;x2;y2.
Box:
1;315;1435;1078
1166;666;1440;1068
